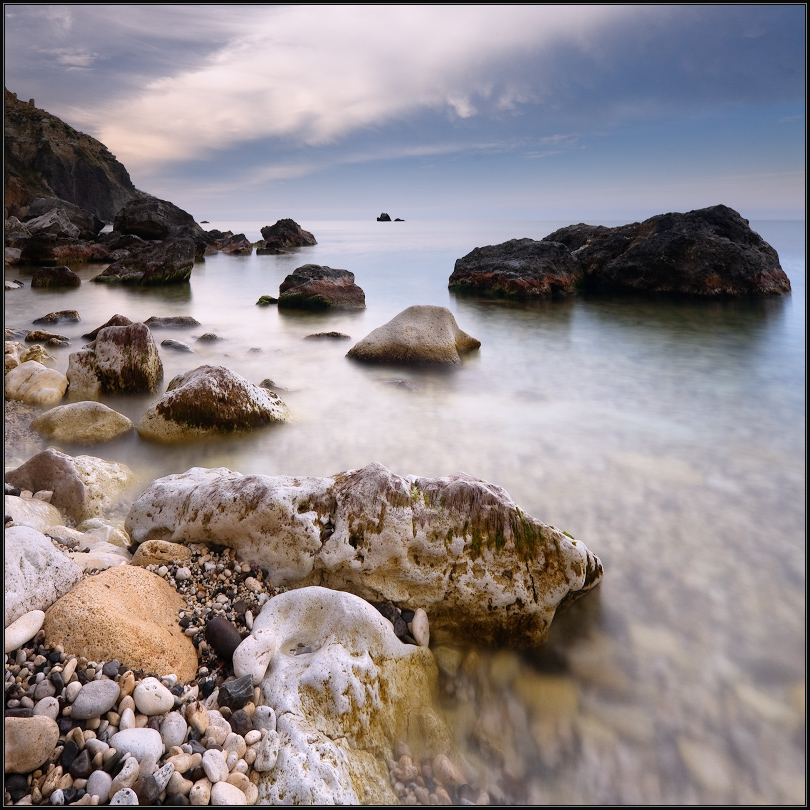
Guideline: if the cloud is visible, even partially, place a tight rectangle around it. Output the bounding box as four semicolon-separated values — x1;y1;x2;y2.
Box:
49;48;98;69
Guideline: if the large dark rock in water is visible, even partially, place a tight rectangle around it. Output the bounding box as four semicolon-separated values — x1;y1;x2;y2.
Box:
113;197;202;240
543;204;790;296
23;198;104;240
449;238;584;298
377;213;392;222
4;89;144;222
31;266;81;288
278;264;366;310
259;219;317;249
91;237;196;285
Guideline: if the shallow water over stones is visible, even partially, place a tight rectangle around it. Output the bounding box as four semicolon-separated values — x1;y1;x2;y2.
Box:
4;219;805;804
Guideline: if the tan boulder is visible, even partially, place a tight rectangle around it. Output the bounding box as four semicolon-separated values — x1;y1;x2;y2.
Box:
4;494;65;532
131;539;192;567
4;360;67;407
5;716;60;773
43;565;198;681
346;305;480;364
31;401;134;444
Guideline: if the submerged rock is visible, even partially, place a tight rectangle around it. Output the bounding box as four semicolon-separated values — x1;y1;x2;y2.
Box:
542;204;791;295
136;365;291;442
30;265;81;288
278;264;366;310
91;236;196;285
235;587;445;804
450;238;583;298
82;313;133;340
125;462;603;647
30;401;134;444
260;218;317;249
32;309;81;325
66;322;163;398
347;305;480;364
4;360;67;407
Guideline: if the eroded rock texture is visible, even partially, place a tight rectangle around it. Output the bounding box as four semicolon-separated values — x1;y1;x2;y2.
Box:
126;462;602;647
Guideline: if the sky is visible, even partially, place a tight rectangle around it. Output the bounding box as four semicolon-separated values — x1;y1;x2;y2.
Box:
4;4;806;222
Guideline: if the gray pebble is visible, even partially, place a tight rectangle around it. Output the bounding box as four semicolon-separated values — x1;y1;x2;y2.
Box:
71;679;121;719
86;769;113;804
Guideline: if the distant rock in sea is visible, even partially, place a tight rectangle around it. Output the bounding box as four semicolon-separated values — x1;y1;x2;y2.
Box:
278;264;366;310
259;219;317;250
377;212;392;221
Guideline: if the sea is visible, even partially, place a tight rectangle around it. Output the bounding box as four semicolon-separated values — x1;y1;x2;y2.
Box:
4;218;806;804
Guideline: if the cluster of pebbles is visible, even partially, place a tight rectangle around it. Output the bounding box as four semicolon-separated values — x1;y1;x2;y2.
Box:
4;542;469;806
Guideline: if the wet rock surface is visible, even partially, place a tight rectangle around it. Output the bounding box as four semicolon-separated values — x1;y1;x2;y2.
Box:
278;264;366;310
259;218;317;249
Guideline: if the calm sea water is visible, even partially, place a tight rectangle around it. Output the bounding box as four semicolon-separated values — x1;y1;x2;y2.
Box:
5;219;806;803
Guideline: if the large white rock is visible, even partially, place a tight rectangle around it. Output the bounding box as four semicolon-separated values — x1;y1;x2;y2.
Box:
4;525;83;627
4;494;65;532
126;462;603;647
136;365;291;443
4;360;67;407
236;587;445;805
5;448;136;523
346;305;481;364
30;401;134;444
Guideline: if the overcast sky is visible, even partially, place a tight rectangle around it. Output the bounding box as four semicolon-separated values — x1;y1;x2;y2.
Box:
4;4;805;222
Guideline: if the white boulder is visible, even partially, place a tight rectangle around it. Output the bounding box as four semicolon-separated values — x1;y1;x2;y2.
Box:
346;304;480;364
236;587;445;805
4;525;83;627
4;360;67;407
126;462;603;647
30;401;134;444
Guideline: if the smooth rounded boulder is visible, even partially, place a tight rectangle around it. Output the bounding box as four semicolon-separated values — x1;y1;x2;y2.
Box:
30;401;134;444
137;365;291;442
347;305;480;364
43;565;198;681
4;360;67;407
278;264;365;310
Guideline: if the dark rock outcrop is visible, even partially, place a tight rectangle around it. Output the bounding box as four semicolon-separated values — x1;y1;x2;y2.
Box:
91;237;196;285
82;314;133;341
259;219;317;249
377;213;392;222
33;310;81;325
20;234;111;266
143;316;200;329
542;204;790;296
31;266;80;288
23;198;104;240
450;238;583;298
4;89;144;221
215;233;253;255
113;197;202;241
278;264;366;310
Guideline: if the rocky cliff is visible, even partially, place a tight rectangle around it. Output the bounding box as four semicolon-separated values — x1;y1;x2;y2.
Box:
4;89;145;222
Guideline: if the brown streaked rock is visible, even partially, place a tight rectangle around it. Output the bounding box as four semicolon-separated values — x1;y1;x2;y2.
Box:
131;539;192;568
